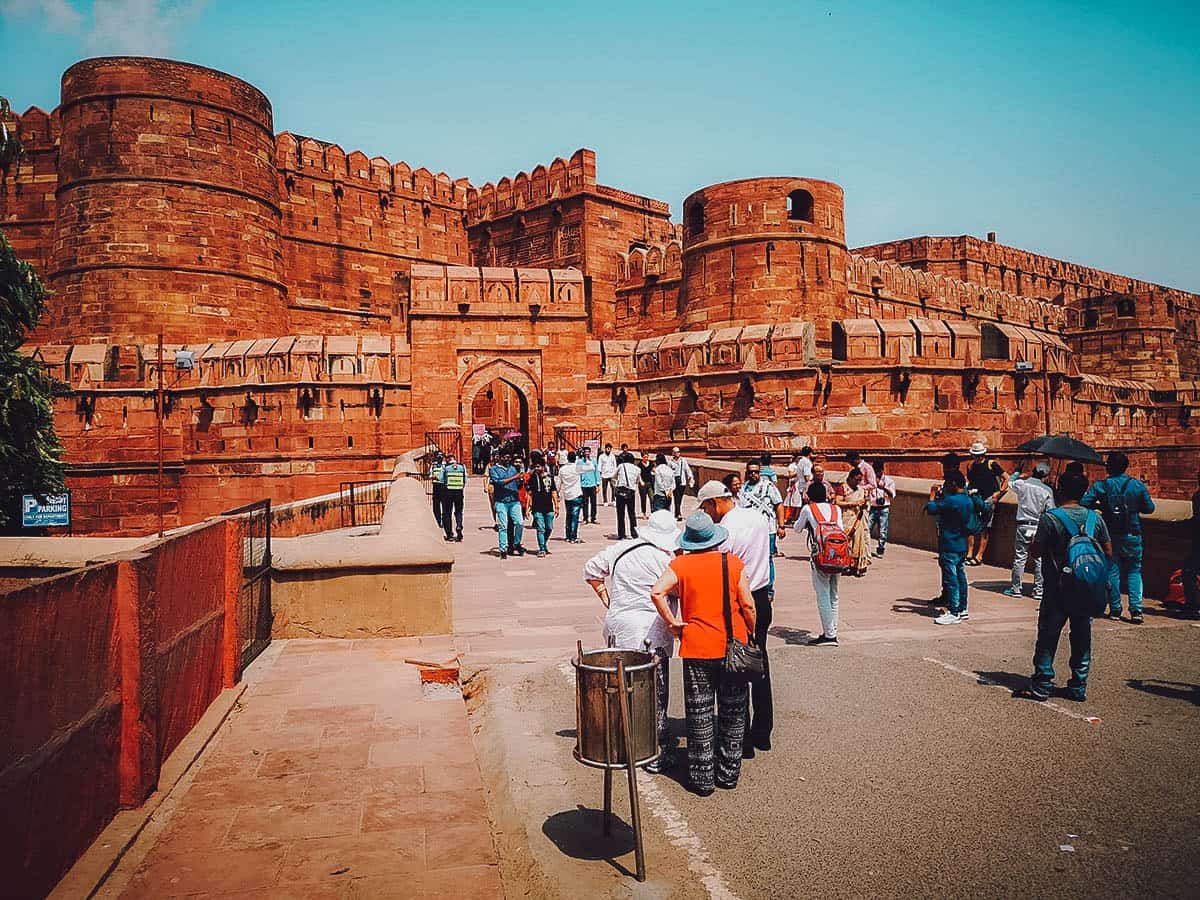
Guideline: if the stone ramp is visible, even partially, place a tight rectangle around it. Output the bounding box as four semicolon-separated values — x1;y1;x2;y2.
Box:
103;637;500;900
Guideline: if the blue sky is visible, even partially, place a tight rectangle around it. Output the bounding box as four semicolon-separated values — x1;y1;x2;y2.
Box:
3;0;1198;290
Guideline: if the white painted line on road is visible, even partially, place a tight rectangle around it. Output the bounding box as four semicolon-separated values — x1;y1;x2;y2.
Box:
922;657;1102;725
503;569;538;577
557;661;743;900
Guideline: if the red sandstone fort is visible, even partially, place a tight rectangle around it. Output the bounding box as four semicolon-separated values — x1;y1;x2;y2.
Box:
2;57;1197;534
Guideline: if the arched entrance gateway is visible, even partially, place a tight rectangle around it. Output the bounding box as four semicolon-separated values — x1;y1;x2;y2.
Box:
459;358;542;463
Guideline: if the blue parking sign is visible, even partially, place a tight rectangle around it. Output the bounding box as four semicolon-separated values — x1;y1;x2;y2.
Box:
22;494;71;528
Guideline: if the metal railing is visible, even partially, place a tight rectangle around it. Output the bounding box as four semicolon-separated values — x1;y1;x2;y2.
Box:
222;499;272;668
339;480;389;528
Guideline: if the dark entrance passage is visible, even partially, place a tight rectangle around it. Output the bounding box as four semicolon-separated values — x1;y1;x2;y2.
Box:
472;378;530;457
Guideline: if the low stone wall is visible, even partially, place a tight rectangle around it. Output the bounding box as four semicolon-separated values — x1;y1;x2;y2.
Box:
269;477;453;638
0;519;242;900
689;458;1193;599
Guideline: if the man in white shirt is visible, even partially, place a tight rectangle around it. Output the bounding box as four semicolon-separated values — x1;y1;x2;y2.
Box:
583;510;680;773
597;443;619;506
558;451;584;543
697;479;774;755
669;447;694;521
613;452;643;540
783;446;814;526
1003;461;1056;600
739;461;786;595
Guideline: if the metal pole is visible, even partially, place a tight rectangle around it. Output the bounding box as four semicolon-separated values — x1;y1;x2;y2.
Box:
615;658;646;882
157;331;164;537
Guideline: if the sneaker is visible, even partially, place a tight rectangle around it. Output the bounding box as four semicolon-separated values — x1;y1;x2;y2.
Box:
456;534;463;542
499;551;507;560
513;545;527;556
874;547;886;557
715;778;738;790
1130;613;1144;624
809;634;839;647
1001;588;1022;598
934;611;961;625
537;550;547;558
958;610;970;621
1013;688;1049;702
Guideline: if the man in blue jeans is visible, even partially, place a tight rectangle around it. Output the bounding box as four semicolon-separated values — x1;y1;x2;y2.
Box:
489;452;526;559
1019;471;1112;702
1082;451;1155;624
578;446;600;525
925;470;976;625
558;450;584;543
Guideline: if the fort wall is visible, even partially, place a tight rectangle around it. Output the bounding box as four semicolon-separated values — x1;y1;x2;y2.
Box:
3;56;1198;534
44;57;287;344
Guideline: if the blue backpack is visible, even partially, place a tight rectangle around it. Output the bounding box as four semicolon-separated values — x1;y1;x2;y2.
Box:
1100;477;1138;537
1050;508;1109;614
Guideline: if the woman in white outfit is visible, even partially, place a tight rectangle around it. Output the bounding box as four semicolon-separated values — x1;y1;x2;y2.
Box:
583;510;681;772
794;480;842;647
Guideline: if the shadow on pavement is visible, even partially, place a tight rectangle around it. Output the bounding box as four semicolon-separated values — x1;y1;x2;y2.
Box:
1127;678;1200;706
975;670;1030;692
974;580;1021;595
542;806;636;877
555;728;577;739
892;599;939;618
769;626;813;644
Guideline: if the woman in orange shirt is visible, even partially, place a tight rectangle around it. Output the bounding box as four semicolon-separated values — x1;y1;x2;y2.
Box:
651;511;757;796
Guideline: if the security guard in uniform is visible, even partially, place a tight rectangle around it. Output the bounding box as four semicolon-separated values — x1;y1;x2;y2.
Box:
430;452;447;530
441;453;467;542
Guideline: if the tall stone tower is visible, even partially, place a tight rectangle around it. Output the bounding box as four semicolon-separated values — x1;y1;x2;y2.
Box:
679;177;850;341
47;57;286;344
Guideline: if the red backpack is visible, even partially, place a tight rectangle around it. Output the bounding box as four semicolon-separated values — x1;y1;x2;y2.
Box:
809;502;853;574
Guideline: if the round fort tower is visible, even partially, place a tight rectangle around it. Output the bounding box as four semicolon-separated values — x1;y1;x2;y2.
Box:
48;57;285;344
680;177;850;340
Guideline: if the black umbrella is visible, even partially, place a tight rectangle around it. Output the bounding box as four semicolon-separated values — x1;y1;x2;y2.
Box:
1016;434;1103;465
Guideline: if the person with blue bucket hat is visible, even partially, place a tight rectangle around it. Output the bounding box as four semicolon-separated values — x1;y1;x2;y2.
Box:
651;511;757;796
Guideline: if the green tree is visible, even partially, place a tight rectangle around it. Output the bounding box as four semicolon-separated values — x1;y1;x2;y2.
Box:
1;104;67;530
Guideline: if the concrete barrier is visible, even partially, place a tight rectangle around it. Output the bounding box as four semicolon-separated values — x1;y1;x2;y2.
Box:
269;477;453;638
688;457;1193;599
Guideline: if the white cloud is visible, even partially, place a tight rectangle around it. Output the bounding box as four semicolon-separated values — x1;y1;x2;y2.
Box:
1;0;85;32
1;0;208;56
86;0;208;57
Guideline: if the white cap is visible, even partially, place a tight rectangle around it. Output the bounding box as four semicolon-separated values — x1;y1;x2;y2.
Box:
696;480;732;503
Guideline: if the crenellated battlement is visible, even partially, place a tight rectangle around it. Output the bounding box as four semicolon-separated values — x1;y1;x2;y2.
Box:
7;106;60;149
275;132;470;205
466;149;598;222
846;254;1072;335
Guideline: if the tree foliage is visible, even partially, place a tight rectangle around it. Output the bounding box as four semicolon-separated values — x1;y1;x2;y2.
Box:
1;116;68;526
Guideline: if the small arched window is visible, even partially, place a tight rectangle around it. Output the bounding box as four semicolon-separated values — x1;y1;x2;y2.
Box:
687;202;705;238
787;189;814;222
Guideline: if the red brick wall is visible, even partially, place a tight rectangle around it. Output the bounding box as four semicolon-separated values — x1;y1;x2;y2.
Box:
680;178;850;342
0;518;241;899
0;564;122;900
38;58;286;344
0;106;59;276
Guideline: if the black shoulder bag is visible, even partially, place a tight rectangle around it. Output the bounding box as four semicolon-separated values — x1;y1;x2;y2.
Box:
721;553;765;680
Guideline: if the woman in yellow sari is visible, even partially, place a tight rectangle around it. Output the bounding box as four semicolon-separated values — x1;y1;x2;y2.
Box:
835;468;871;576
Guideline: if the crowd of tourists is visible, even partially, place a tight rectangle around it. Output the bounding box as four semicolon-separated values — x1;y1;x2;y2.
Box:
431;438;1197;796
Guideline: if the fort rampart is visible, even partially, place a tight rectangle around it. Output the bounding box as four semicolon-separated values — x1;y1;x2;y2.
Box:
2;56;1197;533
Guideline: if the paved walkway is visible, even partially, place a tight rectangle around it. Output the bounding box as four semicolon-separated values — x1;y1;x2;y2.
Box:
452;490;1048;665
114;637;501;899
107;486;1185;899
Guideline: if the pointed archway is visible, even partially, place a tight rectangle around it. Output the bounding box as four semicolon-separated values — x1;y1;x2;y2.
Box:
459;358;542;449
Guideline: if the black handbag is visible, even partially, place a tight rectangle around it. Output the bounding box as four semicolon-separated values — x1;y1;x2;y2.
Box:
721;553;765;679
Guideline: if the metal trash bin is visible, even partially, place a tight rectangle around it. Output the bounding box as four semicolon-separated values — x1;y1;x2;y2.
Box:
570;644;657;881
573;647;660;769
